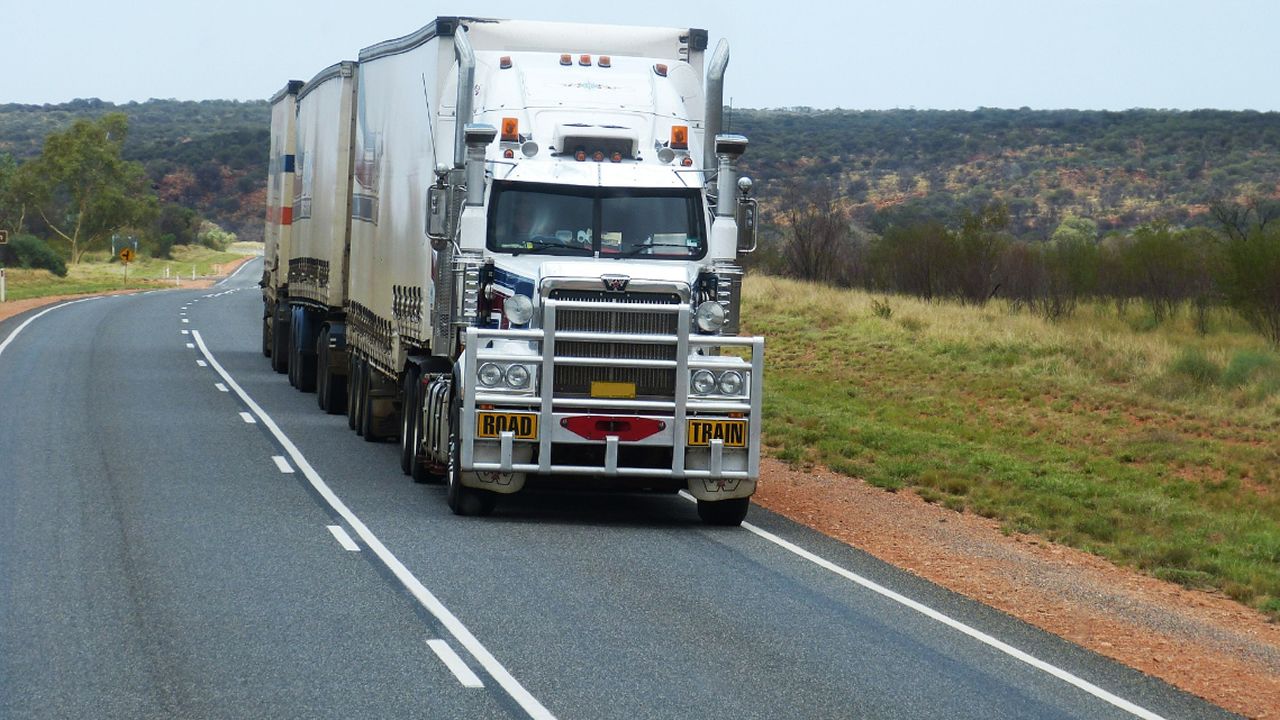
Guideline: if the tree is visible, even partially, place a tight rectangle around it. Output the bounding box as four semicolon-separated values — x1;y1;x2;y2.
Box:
15;113;157;263
1219;224;1280;346
952;202;1010;305
0;153;25;234
779;180;854;284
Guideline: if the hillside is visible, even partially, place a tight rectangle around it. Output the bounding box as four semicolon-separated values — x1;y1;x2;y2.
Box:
3;101;1280;242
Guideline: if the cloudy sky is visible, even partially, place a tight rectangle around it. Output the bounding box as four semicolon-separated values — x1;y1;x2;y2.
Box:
5;0;1278;111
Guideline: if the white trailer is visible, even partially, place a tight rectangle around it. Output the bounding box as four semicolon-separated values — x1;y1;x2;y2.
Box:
262;80;301;371
284;61;358;410
266;16;763;525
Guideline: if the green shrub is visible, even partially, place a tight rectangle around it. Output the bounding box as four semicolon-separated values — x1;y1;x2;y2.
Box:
1221;349;1280;389
10;234;67;277
1167;348;1220;388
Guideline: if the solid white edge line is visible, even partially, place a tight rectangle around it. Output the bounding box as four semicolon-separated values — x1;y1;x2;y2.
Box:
327;525;360;552
427;639;486;688
191;330;555;720
0;298;99;360
239;411;256;424
676;492;1167;720
215;383;229;393
217;257;255;287
272;455;295;474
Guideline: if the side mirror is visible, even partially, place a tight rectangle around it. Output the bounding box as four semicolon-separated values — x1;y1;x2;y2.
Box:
736;177;758;254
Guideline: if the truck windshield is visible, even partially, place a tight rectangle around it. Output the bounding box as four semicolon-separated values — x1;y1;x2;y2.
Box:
488;182;706;260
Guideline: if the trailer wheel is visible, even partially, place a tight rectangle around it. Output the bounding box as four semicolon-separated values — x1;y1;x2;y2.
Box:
353;360;367;437
270;302;289;374
446;395;496;516
261;312;271;358
316;327;330;411
696;497;750;526
287;311;299;388
346;356;358;430
295;310;316;393
360;361;380;442
399;366;420;474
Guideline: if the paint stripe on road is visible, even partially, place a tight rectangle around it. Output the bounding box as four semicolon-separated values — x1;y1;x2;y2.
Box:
215;383;229;393
677;492;1168;720
239;412;256;424
0;298;100;360
427;639;485;688
196;359;208;367
191;330;556;720
186;343;195;349
327;525;360;552
272;455;294;474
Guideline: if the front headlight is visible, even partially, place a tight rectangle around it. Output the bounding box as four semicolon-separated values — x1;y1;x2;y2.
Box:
478;363;504;387
694;300;727;333
505;364;531;389
717;371;743;396
504;294;534;326
691;369;717;395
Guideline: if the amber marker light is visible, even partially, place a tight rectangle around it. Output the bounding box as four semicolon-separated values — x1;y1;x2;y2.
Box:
579;54;591;66
499;56;512;69
670;125;689;150
653;63;668;77
560;54;572;66
598;56;611;68
501;117;519;142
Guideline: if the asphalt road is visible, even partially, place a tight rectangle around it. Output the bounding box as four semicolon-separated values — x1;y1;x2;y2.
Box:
0;258;1241;719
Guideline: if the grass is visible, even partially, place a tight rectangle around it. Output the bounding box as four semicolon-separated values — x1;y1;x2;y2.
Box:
2;244;258;302
744;275;1280;618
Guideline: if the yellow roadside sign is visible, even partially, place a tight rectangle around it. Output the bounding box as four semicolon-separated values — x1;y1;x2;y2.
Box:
120;247;135;263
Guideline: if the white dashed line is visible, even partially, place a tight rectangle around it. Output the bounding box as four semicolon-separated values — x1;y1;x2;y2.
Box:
427;639;485;688
181;318;189;324
327;525;360;552
181;330;189;335
272;455;294;473
191;330;555;720
196;359;208;367
239;412;256;424
186;342;195;349
215;383;229;393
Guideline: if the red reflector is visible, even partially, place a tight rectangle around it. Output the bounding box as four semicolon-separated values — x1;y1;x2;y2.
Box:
503;148;514;159
653;63;668;77
562;416;665;442
681;156;693;167
579;54;591;66
499;56;512;69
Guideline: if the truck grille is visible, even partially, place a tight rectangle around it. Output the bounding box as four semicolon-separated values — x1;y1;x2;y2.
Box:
549;290;681;398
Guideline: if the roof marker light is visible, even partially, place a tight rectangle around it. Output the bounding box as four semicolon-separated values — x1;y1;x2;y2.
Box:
599;56;611;68
670;125;689;150
499;56;512;69
681;156;693;167
560;54;572;66
501;117;519;142
579;54;591;66
611;151;622;163
575;149;587;162
654;63;668;77
592;150;604;162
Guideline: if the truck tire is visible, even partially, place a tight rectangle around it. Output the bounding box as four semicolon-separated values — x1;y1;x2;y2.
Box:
287;313;299;388
446;395;496;516
316;328;330;411
346;356;359;430
360;361;380;442
270;303;289;374
354;360;369;437
399;367;420;474
696;497;750;526
261;313;271;357
295;310;316;393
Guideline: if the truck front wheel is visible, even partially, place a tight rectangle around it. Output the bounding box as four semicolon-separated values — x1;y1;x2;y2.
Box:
696;497;750;526
446;396;496;517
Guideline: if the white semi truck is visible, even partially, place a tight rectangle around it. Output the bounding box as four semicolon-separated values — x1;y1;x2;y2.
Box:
262;17;763;524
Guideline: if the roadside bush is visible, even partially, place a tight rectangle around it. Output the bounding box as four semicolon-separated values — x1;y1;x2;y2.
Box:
1167;348;1221;388
9;234;67;277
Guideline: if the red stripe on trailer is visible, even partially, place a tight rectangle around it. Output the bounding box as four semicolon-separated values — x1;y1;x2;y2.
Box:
281;206;293;225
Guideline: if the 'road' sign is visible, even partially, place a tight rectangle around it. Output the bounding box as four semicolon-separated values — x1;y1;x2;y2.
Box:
120;247;136;263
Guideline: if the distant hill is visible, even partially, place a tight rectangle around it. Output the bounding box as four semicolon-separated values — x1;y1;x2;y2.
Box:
0;98;269;242
732;107;1280;236
3;100;1279;241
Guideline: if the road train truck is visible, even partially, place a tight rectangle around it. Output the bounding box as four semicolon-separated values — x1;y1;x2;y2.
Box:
262;17;763;524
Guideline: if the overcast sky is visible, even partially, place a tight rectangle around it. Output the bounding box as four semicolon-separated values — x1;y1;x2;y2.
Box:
5;0;1278;111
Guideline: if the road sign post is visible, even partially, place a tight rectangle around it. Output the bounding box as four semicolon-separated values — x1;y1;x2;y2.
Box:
119;247;135;285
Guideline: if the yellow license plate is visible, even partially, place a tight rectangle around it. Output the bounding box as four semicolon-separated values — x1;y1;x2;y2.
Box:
476;412;539;440
591;381;636;399
687;419;748;448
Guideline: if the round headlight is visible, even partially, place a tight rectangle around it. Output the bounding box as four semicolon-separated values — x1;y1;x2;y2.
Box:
694;300;727;333
478;362;504;387
505;364;531;389
504;294;534;326
718;371;744;396
691;369;716;395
